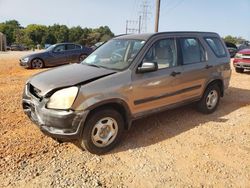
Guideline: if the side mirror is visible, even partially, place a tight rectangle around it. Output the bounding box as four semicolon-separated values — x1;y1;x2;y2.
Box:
137;62;158;73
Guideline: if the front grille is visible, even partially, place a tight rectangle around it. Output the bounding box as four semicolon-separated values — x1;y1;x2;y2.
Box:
243;64;250;68
29;84;42;100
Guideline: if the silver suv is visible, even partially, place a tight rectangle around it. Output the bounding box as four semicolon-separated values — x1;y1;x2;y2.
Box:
22;32;231;154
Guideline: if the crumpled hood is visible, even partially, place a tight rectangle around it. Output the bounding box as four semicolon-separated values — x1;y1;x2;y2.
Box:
28;64;116;96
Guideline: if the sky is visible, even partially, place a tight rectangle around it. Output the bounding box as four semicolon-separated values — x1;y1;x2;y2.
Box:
0;0;249;40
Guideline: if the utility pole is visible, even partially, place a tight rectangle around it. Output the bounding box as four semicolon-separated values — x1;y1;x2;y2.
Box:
125;20;139;34
138;16;142;34
126;20;128;34
155;0;161;32
140;0;151;33
125;0;151;34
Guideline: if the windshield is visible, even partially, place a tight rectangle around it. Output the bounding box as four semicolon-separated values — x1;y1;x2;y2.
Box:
82;39;145;70
46;44;56;51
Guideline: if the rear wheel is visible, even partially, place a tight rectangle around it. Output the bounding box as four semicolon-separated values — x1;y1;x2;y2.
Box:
31;58;44;69
197;84;221;114
80;108;124;155
235;67;244;73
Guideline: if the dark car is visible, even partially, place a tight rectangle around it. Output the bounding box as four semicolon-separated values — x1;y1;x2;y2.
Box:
11;44;27;51
225;42;238;58
20;43;93;69
22;32;231;154
237;41;250;51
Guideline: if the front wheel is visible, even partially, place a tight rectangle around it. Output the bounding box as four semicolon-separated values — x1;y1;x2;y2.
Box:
235;67;244;73
80;108;124;155
197;84;221;114
31;58;44;69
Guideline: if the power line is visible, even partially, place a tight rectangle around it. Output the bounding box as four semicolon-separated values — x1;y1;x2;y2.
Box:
126;16;142;34
125;0;152;34
139;0;151;33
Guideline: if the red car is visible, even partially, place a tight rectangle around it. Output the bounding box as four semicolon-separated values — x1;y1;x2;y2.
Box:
233;48;250;73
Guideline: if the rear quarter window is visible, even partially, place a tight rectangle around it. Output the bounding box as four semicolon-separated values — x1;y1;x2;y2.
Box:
75;45;81;49
205;37;227;57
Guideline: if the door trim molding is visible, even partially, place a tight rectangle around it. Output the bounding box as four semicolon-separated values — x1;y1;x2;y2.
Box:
134;84;202;105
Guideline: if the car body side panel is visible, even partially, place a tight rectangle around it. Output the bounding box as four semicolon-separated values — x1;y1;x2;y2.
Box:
201;36;231;91
72;70;133;113
72;33;231;119
47;51;68;66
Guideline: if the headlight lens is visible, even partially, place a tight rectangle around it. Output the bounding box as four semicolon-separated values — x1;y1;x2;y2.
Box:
235;53;242;58
47;86;78;110
22;57;29;63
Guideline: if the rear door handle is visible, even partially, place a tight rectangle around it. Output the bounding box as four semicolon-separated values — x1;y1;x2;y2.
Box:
171;71;181;77
206;65;213;69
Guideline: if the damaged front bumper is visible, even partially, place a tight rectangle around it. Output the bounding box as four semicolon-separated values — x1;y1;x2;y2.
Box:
22;85;89;140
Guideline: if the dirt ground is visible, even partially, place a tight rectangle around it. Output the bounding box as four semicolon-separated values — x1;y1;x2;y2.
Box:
0;51;249;188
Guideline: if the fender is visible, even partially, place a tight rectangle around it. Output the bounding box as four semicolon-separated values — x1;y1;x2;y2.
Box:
79;97;133;130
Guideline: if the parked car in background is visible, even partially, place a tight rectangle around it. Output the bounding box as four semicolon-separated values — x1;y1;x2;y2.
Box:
233;48;250;73
237;41;250;51
22;32;231;154
10;44;28;51
225;42;238;58
20;43;93;69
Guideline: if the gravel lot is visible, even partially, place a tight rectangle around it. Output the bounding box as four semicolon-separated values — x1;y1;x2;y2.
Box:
0;51;249;187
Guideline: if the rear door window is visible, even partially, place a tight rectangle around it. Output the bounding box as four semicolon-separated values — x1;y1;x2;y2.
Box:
205;37;227;57
66;44;76;50
179;38;206;65
75;45;81;49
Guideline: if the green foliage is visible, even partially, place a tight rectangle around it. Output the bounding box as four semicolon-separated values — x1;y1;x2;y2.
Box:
223;35;247;45
25;24;48;45
0;20;114;48
0;20;21;45
69;26;84;44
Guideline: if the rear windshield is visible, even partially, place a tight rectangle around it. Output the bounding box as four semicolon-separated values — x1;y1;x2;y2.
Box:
205;37;227;57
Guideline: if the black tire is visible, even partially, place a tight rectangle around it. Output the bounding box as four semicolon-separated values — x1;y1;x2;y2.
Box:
235;67;244;73
79;54;87;62
197;84;221;114
80;108;124;155
31;58;44;69
52;138;64;144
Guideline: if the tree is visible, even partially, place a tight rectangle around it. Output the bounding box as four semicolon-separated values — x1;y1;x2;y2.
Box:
50;24;69;43
14;29;33;47
0;20;20;45
41;26;57;45
223;35;247;45
69;26;84;44
25;24;47;45
0;20;115;47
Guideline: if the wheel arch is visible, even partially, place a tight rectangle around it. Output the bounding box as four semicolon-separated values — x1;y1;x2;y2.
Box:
84;99;133;131
30;57;45;68
204;78;224;97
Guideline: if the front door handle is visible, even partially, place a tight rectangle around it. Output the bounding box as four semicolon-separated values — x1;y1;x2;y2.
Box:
206;65;213;69
171;71;181;77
